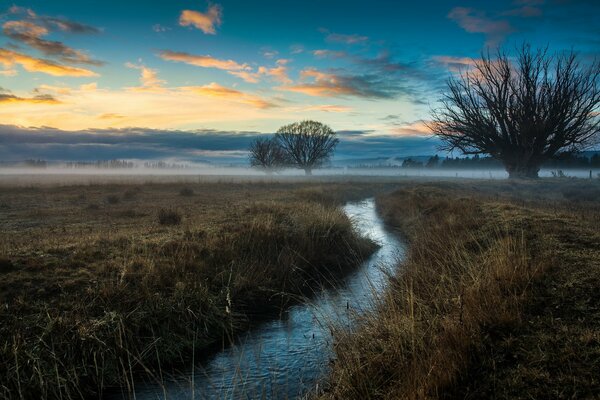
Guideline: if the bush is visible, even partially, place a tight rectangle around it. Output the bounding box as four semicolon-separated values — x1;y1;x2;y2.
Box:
157;208;182;225
123;188;140;200
179;187;194;196
105;195;120;204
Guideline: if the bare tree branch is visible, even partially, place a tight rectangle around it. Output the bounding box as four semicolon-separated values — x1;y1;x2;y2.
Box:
429;44;600;178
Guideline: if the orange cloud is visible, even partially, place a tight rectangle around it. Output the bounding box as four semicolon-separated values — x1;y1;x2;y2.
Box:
448;7;513;47
280;69;356;97
125;62;166;92
0;48;98;77
0;93;60;104
159;50;248;71
257;59;292;84
432;55;476;73
181;83;276;109
3;18;102;66
179;4;222;34
303;105;353;113
390;121;432;136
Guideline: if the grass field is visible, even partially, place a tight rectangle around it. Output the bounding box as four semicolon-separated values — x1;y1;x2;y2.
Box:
1;177;599;399
0;181;389;399
320;179;600;399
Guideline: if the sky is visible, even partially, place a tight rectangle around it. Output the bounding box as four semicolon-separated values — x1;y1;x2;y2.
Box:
0;0;598;163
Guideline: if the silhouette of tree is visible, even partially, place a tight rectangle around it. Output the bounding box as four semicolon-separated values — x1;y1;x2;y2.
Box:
249;137;287;173
275;120;339;175
430;45;600;178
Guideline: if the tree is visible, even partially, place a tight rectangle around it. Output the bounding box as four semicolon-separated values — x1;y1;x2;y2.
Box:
249;137;287;173
274;120;339;175
430;45;600;178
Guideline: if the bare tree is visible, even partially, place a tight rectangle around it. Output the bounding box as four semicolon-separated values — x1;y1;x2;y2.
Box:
249;137;287;173
275;120;339;175
430;45;600;178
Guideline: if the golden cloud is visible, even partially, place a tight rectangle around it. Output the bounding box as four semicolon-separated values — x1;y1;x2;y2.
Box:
181;83;276;109
179;4;222;34
0;48;98;77
125;62;166;92
159;50;248;71
0;93;60;104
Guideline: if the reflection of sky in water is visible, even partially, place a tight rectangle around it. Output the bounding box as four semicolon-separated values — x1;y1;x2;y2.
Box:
128;199;404;400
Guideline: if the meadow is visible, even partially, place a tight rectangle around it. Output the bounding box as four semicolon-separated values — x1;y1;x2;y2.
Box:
1;177;599;399
0;180;386;399
321;179;600;399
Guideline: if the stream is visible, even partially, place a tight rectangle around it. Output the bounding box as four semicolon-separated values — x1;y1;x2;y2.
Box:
127;198;404;399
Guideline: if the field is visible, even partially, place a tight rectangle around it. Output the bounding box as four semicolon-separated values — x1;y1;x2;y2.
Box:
0;181;388;399
1;177;599;399
321;179;600;399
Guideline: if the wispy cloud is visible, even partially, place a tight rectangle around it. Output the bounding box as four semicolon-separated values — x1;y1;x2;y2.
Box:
0;48;98;77
0;92;60;104
279;67;406;99
431;55;476;73
448;7;514;48
181;83;277;109
179;4;222;34
125;62;166;92
320;28;369;45
3;6;103;66
158;50;249;71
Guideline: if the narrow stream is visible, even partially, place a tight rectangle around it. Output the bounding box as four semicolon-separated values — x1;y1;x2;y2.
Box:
130;198;404;399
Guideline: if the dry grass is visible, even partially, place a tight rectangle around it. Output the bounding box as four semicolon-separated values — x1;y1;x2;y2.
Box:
321;181;600;399
0;182;384;399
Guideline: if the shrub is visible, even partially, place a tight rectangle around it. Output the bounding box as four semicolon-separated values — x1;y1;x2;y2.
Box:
179;187;194;196
105;194;120;204
157;208;182;225
123;188;140;200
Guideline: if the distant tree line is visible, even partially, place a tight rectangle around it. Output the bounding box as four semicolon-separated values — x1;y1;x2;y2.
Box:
66;160;135;168
401;153;600;169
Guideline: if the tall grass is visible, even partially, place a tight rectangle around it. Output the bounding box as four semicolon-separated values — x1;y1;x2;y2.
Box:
320;188;545;399
0;197;375;399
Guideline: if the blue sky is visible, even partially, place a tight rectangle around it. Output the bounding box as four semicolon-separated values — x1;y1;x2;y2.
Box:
0;0;598;161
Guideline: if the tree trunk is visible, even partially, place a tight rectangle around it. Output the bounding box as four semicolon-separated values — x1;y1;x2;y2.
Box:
505;161;540;179
304;168;312;176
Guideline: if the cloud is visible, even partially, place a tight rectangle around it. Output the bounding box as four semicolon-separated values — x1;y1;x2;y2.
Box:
159;51;291;84
501;5;543;17
0;124;441;163
448;7;514;47
303;105;353;113
0;92;60;104
125;62;166;92
181;83;277;109
431;55;476;73
3;6;103;66
262;50;278;59
0;125;260;162
1;80;285;131
313;49;348;59
8;6;100;34
158;50;249;71
279;68;404;99
179;4;222;34
389;120;432;136
152;24;170;33
3;20;103;66
320;29;369;45
257;59;292;84
0;48;98;77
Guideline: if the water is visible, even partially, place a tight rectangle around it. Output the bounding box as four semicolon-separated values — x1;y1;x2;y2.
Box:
127;199;404;399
